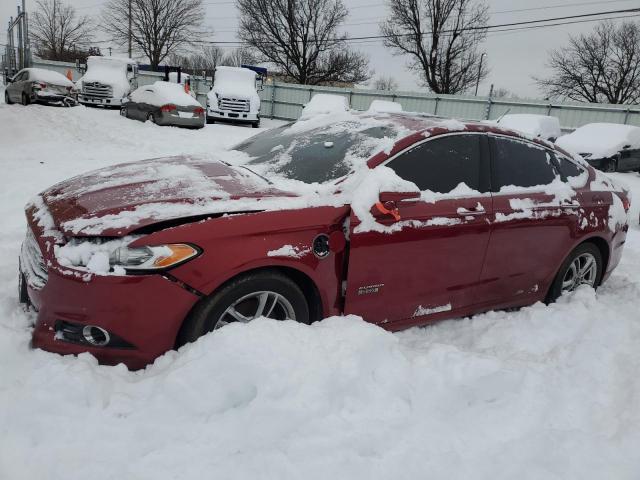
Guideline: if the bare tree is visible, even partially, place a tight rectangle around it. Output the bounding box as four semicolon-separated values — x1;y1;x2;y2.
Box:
30;0;94;61
492;87;512;99
374;75;399;91
381;0;489;94
222;47;259;67
237;0;370;85
537;21;640;104
102;0;205;68
167;46;224;76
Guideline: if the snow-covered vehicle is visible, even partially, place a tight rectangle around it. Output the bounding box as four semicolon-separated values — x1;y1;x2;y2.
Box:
300;93;349;119
367;99;403;113
206;66;261;127
494;114;562;142
121;81;205;129
77;56;138;107
20;112;630;369
556;123;640;173
4;68;77;106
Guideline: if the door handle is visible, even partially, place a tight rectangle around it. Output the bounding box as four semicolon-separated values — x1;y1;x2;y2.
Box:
457;204;485;216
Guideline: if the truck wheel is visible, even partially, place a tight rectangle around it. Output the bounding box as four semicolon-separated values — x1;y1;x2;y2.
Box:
251;121;260;128
206;117;215;124
176;271;310;346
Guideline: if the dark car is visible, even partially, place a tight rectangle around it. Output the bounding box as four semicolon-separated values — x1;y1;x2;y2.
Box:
4;68;77;106
20;113;630;369
556;123;640;172
121;81;205;129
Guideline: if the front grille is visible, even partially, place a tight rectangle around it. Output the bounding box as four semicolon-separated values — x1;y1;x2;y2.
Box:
21;229;48;290
219;97;250;112
82;81;113;99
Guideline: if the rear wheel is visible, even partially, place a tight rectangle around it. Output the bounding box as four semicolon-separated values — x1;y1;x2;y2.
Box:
176;271;310;346
120;107;127;117
147;112;156;124
546;243;603;303
4;90;13;104
21;92;30;106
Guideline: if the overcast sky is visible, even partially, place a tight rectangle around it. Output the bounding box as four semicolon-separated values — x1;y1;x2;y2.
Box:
2;0;639;98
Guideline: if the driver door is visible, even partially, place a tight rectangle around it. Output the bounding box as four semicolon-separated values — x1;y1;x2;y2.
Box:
344;133;493;328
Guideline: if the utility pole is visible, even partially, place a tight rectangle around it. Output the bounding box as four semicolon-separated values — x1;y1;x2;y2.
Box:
128;0;132;58
108;47;112;56
475;53;486;96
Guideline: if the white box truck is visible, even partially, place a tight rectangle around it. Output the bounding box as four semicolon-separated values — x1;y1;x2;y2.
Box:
206;66;262;127
77;56;138;107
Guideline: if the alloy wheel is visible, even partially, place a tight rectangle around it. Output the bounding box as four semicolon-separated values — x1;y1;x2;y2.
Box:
561;252;598;293
215;291;296;329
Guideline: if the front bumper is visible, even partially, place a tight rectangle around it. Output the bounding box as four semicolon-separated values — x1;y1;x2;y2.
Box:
207;107;259;123
21;222;200;370
79;95;124;106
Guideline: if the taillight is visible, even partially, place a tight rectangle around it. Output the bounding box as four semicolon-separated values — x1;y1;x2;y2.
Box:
622;196;631;212
160;104;177;112
194;107;204;115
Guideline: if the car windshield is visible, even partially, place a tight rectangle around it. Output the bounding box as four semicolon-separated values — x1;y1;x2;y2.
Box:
233;120;401;184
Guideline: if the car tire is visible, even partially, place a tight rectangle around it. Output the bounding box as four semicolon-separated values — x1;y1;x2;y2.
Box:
4;90;13;104
120;107;127;117
546;242;603;303
176;271;310;346
147;112;156;124
21;92;30;106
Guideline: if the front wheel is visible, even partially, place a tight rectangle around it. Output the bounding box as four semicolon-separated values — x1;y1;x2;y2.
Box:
4;90;13;104
251;121;260;128
176;271;310;346
546;243;603;303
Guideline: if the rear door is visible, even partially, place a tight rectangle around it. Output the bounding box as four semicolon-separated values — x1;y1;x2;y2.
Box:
344;133;493;327
475;135;580;307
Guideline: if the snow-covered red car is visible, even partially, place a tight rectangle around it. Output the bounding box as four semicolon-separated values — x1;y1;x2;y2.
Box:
20;113;630;369
556;123;640;173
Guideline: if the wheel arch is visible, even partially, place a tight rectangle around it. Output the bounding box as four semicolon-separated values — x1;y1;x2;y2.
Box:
173;265;324;348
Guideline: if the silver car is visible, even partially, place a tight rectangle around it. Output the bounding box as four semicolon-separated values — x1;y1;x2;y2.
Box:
4;68;77;106
120;81;205;129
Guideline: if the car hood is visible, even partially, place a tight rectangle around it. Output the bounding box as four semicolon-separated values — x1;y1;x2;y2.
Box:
31;155;295;237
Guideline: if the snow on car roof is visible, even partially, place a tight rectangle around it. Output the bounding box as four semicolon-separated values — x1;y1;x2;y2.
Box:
367;100;403;113
495;114;561;140
300;94;350;119
21;68;74;87
129;81;201;108
556;123;640;159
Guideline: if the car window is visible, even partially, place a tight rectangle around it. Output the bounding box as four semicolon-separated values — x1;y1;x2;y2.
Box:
14;71;25;81
491;137;558;190
386;134;484;193
553;153;585;181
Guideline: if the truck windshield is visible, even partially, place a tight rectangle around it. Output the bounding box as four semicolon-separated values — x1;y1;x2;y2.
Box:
233;121;399;184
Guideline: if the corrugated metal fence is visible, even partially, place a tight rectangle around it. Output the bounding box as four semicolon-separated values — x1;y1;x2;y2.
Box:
259;82;640;129
30;58;640;129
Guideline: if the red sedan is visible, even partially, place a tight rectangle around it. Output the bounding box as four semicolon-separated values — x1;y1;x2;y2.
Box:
20;113;630;369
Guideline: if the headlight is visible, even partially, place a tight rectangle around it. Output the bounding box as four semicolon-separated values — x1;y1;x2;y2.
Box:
110;244;199;271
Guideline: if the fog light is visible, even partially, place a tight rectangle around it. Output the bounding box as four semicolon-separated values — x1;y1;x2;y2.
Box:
82;325;110;346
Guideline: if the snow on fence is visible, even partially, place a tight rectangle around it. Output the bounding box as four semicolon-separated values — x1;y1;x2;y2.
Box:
30;58;640;129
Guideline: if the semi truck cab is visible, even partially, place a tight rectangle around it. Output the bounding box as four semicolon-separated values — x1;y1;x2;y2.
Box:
206;66;264;128
77;56;138;107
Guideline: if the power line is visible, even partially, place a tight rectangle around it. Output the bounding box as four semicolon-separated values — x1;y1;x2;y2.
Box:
187;7;640;45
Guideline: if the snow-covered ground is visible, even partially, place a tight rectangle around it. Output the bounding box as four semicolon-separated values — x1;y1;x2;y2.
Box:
1;91;640;479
